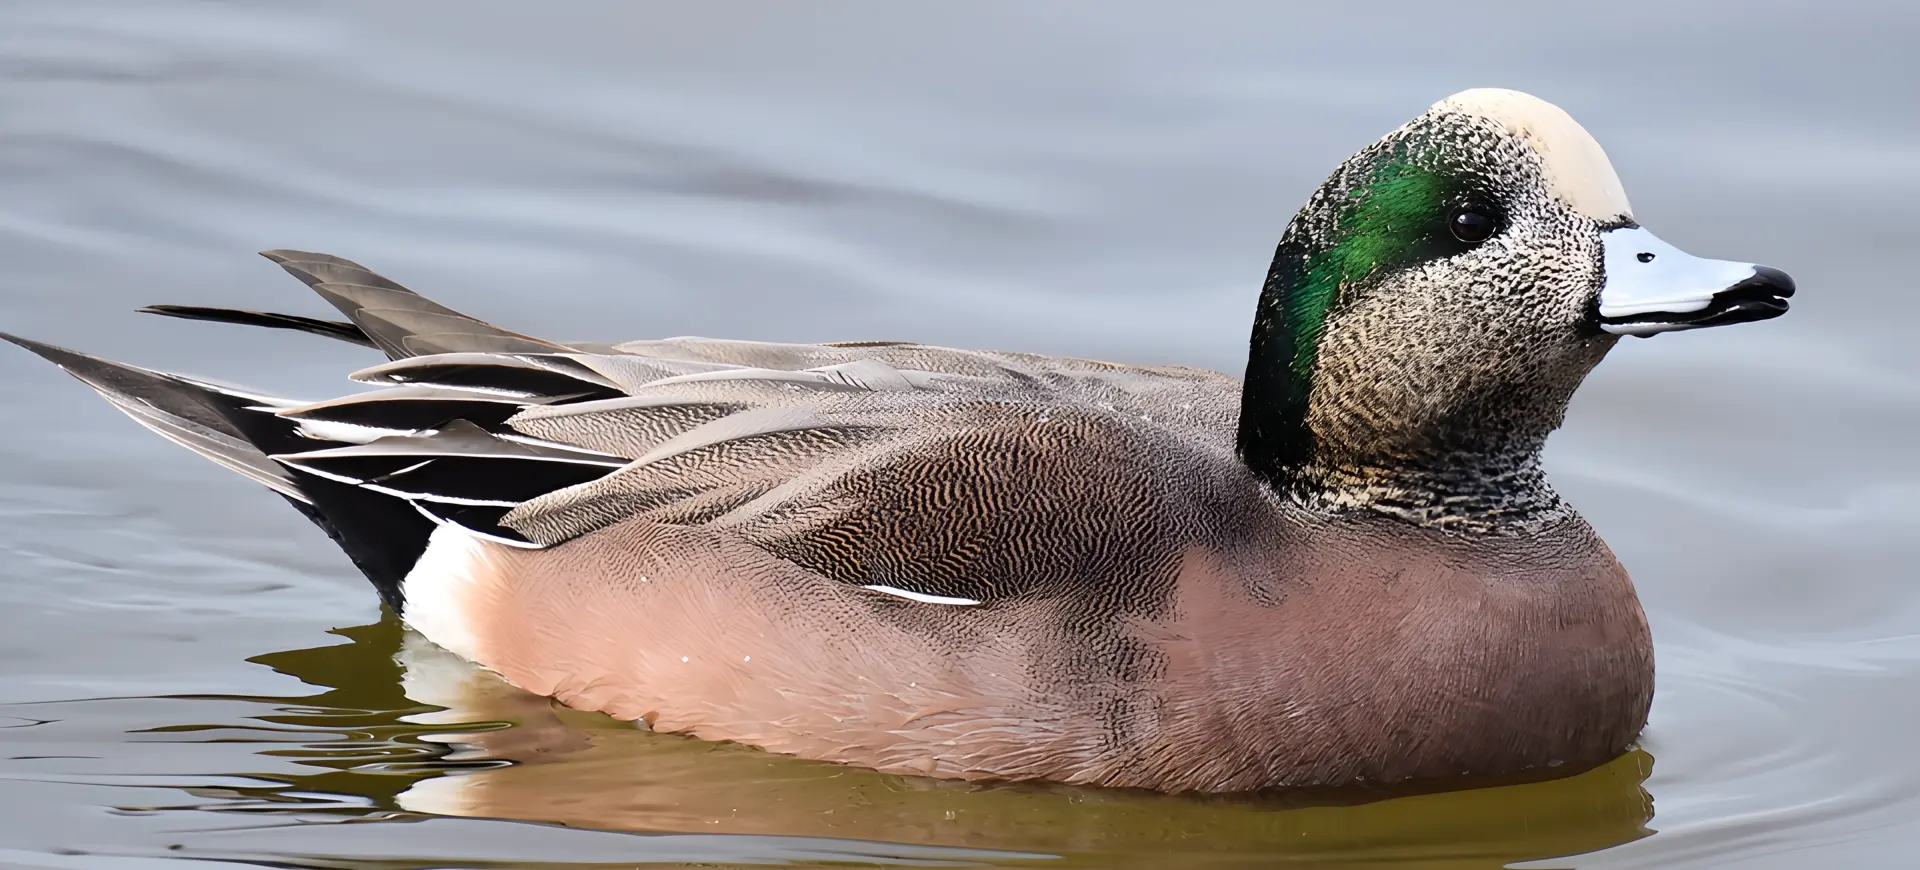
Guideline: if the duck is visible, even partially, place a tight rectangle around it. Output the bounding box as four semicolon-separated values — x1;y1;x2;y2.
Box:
2;88;1794;793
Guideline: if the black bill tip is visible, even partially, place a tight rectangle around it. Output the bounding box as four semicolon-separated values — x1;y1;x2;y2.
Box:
1693;264;1795;328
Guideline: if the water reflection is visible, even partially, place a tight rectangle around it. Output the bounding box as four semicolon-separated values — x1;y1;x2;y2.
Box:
153;617;1659;868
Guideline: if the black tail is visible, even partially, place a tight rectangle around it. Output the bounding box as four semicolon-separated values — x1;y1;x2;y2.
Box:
0;333;432;612
276;475;438;614
137;305;378;349
2;250;627;612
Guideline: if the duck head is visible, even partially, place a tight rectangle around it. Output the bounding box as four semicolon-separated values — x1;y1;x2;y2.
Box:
1239;88;1793;529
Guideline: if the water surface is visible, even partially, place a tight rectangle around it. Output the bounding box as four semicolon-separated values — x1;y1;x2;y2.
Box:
2;2;1917;867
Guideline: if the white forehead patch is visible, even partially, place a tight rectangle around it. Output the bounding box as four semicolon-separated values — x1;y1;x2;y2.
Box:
1431;88;1634;223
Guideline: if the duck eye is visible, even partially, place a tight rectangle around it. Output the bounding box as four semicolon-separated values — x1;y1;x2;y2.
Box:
1448;206;1497;244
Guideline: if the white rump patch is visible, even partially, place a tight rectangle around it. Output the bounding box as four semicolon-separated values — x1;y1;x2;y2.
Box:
1432;88;1634;223
394;632;497;720
861;584;982;606
401;524;500;664
396;768;482;818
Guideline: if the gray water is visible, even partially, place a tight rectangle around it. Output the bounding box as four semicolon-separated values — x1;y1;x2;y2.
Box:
1;2;1916;867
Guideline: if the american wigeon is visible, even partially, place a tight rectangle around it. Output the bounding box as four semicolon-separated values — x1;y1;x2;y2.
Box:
3;89;1793;793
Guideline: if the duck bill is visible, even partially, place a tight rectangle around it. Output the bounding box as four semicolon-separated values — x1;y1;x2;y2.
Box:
1595;226;1795;337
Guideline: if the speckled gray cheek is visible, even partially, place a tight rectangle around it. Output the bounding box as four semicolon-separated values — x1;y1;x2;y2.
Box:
1288;115;1616;531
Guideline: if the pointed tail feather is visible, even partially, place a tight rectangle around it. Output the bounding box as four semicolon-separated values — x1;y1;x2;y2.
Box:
0;332;313;499
138;305;377;348
136;250;574;361
257;250;572;360
0;333;430;612
8;249;600;613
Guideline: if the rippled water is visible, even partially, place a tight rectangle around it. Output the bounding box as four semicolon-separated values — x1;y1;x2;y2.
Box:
2;2;1916;867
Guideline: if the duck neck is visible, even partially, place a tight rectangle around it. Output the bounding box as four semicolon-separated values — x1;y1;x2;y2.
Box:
1237;238;1580;535
1281;440;1570;533
1240;340;1575;534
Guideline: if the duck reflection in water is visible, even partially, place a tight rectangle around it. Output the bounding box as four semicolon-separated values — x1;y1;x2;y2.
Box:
223;617;1657;869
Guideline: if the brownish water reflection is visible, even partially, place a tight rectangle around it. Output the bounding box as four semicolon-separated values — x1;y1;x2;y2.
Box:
198;616;1657;868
